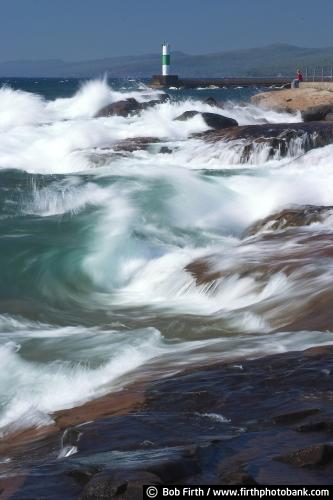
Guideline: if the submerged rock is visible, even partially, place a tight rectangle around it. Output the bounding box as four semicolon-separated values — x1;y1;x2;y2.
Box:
245;205;333;236
203;97;223;108
112;137;160;153
174;111;238;129
196;122;333;161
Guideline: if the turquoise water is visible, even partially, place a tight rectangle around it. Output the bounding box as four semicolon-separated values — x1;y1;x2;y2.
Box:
0;77;332;437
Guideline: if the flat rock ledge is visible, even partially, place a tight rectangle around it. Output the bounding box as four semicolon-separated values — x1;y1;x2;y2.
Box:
251;88;333;114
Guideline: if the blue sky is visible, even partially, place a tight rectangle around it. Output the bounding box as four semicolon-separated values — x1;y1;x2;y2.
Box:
1;0;333;62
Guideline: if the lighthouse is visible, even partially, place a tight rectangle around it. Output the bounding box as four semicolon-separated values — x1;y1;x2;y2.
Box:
162;43;170;76
149;43;180;88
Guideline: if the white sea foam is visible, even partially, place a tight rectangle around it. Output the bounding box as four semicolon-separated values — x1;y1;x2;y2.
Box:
1;79;333;436
0;325;165;435
0;79;299;174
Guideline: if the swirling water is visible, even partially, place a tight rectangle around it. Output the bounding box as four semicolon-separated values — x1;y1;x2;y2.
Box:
0;77;332;437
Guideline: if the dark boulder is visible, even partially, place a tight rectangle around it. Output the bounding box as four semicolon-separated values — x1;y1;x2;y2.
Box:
219;469;258;485
157;93;170;103
175;110;199;121
245;205;333;236
302;105;333;122
96;98;141;118
195;122;333;162
145;457;201;483
174;111;238;129
272;408;321;425
140;95;170;110
80;470;162;500
277;443;333;467
96;94;170;118
159;146;172;154
202;112;238;129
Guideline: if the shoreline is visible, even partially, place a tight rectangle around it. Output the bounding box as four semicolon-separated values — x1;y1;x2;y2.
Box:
2;344;333;496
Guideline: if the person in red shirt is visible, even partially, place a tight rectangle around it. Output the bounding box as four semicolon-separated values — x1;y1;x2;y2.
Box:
292;69;303;88
296;69;304;82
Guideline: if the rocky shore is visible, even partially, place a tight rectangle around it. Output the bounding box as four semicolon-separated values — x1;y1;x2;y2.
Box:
2;345;333;498
251;87;333;120
4;90;333;499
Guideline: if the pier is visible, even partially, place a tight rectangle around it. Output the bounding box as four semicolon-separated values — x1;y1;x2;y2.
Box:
149;74;291;89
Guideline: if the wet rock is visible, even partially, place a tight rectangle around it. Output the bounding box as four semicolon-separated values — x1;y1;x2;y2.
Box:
96;98;141;118
62;427;81;448
201;112;238;129
67;465;101;486
112;137;160;153
245;206;333;236
96;95;169;118
196;122;333;161
174;111;238;129
185;258;223;286
181;445;200;458
175;110;198;121
159;146;172;154
157;93;170;103
146;457;201;483
302;105;333;122
296;421;328;433
219;470;258;485
272;408;321;425
80;470;162;500
203;97;222;108
277;443;333;467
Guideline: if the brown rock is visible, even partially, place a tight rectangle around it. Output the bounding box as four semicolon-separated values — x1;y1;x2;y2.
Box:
112;137;160;153
245;206;333;236
277;443;333;467
251;88;333;114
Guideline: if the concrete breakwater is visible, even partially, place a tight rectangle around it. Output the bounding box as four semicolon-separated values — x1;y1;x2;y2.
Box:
149;74;291;89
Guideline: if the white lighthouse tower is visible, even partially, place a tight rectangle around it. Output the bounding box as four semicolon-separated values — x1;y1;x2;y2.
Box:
162;43;170;76
150;43;179;88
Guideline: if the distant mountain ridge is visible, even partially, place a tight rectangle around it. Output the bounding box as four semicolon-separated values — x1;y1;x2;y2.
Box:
1;44;333;78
